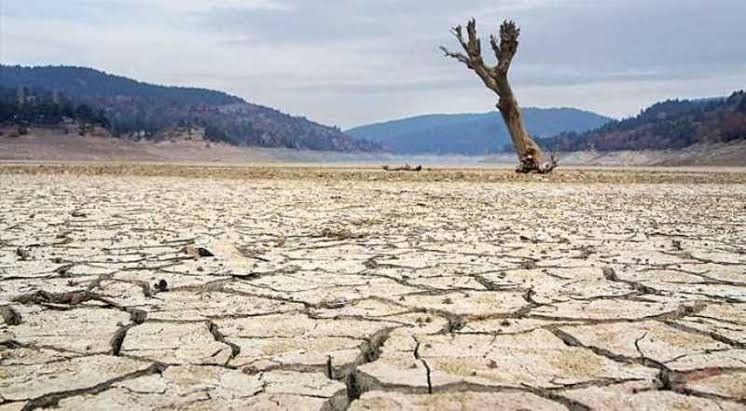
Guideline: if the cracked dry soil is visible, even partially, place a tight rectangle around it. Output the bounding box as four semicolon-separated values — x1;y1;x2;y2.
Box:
0;166;745;410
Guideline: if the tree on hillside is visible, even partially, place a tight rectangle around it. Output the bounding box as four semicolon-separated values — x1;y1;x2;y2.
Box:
441;19;557;173
737;95;746;114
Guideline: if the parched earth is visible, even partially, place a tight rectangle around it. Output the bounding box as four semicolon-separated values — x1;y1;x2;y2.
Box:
0;166;745;410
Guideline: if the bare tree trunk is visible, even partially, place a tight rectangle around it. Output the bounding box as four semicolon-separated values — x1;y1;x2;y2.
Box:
498;95;548;172
441;20;557;173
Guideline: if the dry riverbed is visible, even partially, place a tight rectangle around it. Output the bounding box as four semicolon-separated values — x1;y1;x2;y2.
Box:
0;164;745;410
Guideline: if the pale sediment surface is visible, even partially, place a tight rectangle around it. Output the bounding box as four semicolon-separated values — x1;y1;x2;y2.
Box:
0;166;745;410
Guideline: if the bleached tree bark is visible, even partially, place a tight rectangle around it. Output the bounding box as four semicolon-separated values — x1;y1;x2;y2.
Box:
441;19;557;173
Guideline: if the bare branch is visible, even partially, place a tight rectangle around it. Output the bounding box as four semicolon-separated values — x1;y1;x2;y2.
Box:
489;34;500;61
450;25;469;52
496;20;520;74
465;19;482;59
441;19;500;93
439;46;471;67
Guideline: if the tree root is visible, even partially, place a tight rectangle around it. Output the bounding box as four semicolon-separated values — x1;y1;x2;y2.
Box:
516;152;558;174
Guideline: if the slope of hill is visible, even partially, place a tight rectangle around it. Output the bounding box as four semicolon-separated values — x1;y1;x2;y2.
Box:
345;108;612;155
0;65;380;152
538;91;746;152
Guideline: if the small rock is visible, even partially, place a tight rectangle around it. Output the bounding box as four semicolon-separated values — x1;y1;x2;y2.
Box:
197;247;214;257
16;248;29;261
181;245;214;258
520;260;537;269
128;308;147;324
0;306;22;325
71;210;87;217
323;297;349;309
154;279;168;292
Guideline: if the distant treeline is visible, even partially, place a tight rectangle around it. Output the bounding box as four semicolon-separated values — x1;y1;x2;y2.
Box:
0;83;260;145
0;86;109;129
534;91;746;152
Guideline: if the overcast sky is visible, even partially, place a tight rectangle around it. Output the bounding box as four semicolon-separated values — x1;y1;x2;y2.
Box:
2;0;745;128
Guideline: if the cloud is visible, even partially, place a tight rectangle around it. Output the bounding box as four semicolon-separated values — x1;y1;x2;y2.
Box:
2;0;745;127
150;0;292;12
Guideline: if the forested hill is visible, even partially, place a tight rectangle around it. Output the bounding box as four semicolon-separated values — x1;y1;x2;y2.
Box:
346;108;611;155
0;66;242;106
0;65;380;152
538;91;746;152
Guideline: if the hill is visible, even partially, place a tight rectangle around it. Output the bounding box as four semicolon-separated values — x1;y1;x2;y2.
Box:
0;65;379;152
345;108;612;155
538;91;746;152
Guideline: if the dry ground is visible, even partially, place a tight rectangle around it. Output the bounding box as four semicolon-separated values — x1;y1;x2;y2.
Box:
2;130;746;166
0;164;745;410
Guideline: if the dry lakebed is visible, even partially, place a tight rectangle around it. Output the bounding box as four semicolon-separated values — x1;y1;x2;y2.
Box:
0;163;744;410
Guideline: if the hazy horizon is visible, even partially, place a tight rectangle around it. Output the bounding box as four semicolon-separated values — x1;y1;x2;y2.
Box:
3;0;745;128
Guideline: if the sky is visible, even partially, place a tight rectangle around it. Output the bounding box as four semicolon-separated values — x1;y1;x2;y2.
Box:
2;0;745;129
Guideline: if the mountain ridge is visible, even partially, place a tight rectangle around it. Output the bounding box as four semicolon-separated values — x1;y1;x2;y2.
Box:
537;91;746;152
346;108;612;155
0;65;380;152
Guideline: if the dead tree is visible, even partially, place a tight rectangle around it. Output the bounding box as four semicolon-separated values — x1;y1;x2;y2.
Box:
382;164;423;172
441;19;557;173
